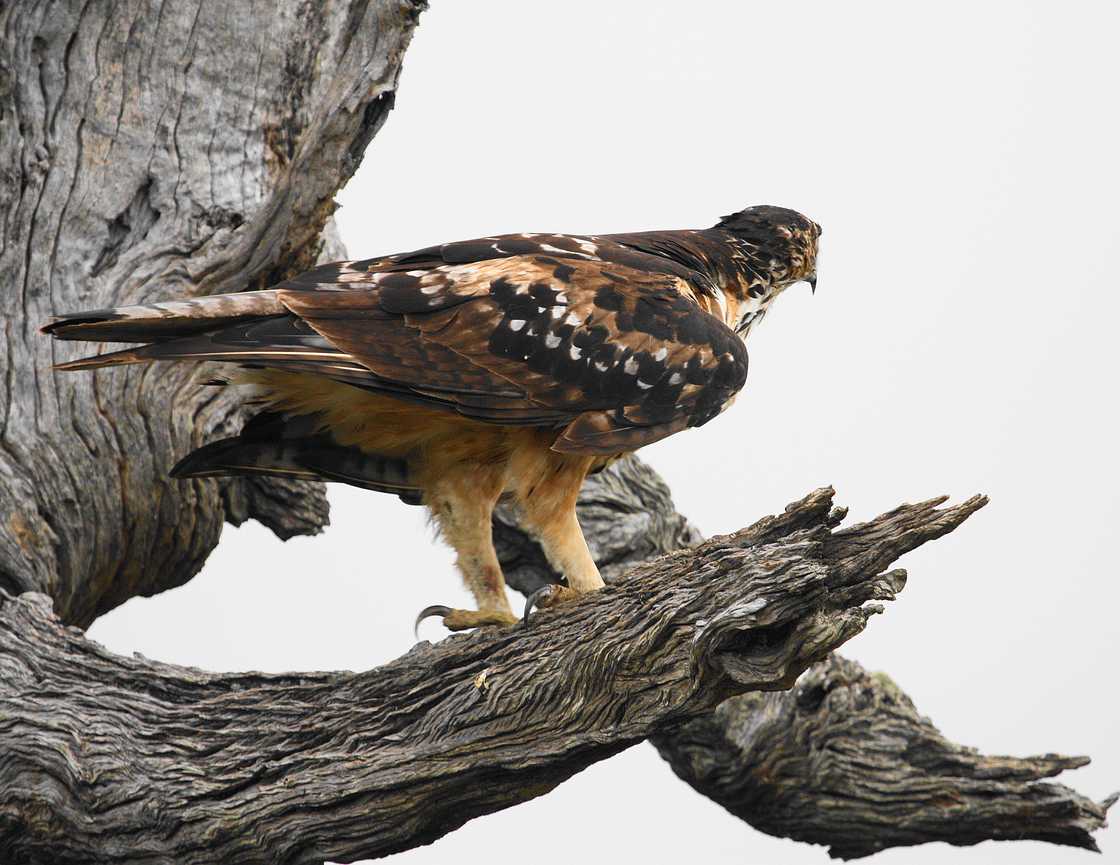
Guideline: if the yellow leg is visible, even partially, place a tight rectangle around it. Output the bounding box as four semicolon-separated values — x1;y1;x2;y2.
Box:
417;465;517;634
508;443;604;606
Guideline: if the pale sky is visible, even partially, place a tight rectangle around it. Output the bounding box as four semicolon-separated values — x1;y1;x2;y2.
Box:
90;2;1119;862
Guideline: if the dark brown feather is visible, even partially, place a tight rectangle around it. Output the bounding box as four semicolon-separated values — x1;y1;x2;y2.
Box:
44;226;773;453
280;255;746;452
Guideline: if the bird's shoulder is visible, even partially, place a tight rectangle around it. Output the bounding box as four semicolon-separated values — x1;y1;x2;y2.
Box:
275;250;745;452
285;229;725;297
279;248;733;362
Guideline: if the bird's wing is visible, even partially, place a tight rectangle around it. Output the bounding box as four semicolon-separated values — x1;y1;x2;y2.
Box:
278;254;747;453
313;230;721;294
45;251;747;454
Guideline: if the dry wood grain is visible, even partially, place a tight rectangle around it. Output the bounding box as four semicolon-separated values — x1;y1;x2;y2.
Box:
0;487;978;864
656;654;1116;859
494;456;1113;859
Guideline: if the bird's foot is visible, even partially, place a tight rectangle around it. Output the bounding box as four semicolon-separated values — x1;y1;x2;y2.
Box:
414;605;518;638
522;583;583;626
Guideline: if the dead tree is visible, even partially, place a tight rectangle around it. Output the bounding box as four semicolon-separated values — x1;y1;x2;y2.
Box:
0;2;1111;863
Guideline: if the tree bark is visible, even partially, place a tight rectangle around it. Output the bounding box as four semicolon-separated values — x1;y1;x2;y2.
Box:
655;654;1116;859
0;0;423;627
0;487;981;864
492;456;1114;859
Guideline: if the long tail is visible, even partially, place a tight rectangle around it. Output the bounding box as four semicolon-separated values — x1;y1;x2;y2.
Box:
44;293;423;503
173;410;423;505
42;290;288;370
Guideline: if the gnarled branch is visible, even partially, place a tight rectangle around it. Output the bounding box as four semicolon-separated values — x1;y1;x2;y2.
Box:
654;654;1116;860
0;488;977;865
491;456;1113;858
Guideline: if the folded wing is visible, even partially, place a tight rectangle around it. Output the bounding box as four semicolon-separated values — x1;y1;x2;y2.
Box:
44;254;747;454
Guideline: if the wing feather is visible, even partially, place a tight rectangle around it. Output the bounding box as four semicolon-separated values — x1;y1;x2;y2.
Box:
47;234;747;454
284;255;747;453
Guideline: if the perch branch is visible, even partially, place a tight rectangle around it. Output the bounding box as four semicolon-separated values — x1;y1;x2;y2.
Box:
492;456;1112;858
0;489;976;865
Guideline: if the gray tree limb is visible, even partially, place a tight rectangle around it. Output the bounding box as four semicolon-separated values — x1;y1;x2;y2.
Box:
0;0;424;626
0;487;979;865
655;654;1117;859
492;456;1113;859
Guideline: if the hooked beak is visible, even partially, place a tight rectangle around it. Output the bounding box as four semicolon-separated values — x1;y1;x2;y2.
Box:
807;274;817;294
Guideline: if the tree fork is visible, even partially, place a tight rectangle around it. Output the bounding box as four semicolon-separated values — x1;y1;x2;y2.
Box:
1;488;978;864
493;456;1114;859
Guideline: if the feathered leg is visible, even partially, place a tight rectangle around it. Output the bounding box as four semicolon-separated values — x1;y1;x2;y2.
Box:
507;444;604;621
415;465;517;634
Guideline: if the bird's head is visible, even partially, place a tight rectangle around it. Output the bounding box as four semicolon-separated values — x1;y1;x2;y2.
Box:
713;205;821;334
716;205;820;292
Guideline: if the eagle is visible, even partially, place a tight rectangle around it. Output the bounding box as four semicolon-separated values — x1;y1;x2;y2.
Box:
43;205;821;633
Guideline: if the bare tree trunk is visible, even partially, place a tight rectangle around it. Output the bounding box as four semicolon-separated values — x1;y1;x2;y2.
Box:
0;0;423;627
0;487;981;864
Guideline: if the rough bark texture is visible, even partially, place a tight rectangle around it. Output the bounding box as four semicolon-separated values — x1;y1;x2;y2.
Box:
0;487;980;865
0;0;423;627
491;456;1114;859
655;655;1117;860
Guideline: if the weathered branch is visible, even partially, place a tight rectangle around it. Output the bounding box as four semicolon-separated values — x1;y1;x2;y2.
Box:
0;488;976;865
0;0;422;626
492;456;1112;858
654;655;1116;859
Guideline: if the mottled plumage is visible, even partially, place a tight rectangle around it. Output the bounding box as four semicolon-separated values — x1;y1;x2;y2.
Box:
44;204;820;632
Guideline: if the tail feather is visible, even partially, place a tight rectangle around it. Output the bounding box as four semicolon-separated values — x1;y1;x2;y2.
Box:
42;290;286;343
50;331;335;372
53;344;166;371
47;293;427;507
172;411;423;505
42;291;344;372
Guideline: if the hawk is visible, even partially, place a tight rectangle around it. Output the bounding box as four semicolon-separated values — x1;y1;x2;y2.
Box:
43;205;820;633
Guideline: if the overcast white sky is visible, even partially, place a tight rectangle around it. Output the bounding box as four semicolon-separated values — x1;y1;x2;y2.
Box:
90;2;1119;862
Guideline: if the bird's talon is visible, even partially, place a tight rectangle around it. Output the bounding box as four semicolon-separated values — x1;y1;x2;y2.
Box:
522;584;581;627
522;586;553;627
415;606;519;636
414;604;453;639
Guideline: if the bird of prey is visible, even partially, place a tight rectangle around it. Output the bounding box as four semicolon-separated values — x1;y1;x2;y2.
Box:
43;204;820;633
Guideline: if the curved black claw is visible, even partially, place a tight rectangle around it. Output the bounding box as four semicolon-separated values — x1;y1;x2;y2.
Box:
414;604;453;639
522;585;559;628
